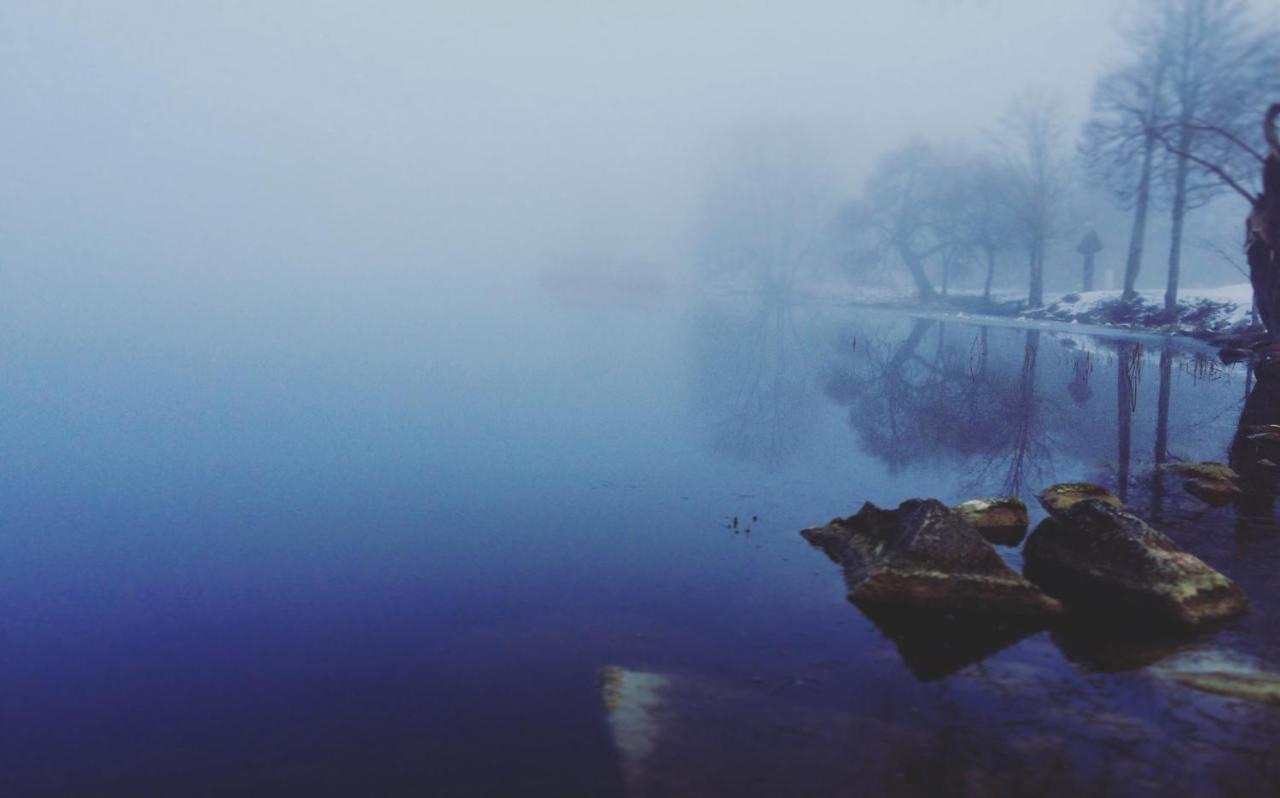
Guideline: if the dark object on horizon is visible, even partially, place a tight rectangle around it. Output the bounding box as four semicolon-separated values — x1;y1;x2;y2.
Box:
1075;230;1103;292
1247;105;1280;335
801;499;1061;617
1023;498;1248;628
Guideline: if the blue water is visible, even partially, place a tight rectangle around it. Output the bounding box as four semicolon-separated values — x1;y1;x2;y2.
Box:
1;280;1277;796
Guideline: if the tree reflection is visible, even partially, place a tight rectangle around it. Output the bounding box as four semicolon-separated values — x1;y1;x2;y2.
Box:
692;296;821;468
1150;344;1173;522
825;321;1056;495
1115;342;1143;502
1067;350;1094;406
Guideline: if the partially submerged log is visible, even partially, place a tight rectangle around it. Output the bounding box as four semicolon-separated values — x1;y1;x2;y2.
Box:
801;499;1061;617
1023;499;1247;628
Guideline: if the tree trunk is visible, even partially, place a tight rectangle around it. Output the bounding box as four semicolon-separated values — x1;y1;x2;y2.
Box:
898;242;938;302
1123;132;1156;301
1082;253;1095;292
982;247;996;304
1164;148;1190;319
1028;239;1044;308
1248;231;1278;334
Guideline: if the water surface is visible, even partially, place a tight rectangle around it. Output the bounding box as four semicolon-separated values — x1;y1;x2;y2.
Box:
2;284;1277;796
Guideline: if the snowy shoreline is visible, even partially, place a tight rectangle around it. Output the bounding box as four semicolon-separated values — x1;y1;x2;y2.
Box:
821;283;1259;343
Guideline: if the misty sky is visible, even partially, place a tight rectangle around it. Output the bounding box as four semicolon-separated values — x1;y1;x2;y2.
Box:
4;1;1142;291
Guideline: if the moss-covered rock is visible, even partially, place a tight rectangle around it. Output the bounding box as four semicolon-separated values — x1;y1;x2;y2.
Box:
1037;483;1122;516
801;499;1061;617
953;497;1029;545
1023;499;1247;628
1162;462;1243;506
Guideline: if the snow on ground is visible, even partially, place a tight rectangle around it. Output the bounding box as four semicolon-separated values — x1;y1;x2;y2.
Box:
803;277;1258;339
1033;283;1256;336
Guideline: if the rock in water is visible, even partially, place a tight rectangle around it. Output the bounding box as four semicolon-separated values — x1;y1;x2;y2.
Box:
953;497;1029;545
1153;651;1280;704
1023;499;1247;627
1162;670;1280;704
1037;483;1122;516
1161;462;1243;506
801;499;1061;617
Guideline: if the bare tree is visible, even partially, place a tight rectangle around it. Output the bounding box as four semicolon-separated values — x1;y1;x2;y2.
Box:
840;141;954;302
841;144;1020;305
1142;0;1280;316
1081;43;1169;300
998;90;1071;308
695;126;837;299
960;158;1021;304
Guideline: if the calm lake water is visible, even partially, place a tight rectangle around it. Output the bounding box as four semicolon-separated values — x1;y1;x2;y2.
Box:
2;280;1278;796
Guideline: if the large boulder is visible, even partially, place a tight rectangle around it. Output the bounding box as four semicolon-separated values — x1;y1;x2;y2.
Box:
953;497;1029;545
1037;483;1122;516
1023;499;1247;628
801;499;1061;617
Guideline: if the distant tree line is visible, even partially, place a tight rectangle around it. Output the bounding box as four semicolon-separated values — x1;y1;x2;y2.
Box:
1082;0;1280;316
837;0;1280;313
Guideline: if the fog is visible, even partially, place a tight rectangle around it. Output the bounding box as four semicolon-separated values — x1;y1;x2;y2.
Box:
3;1;1138;301
12;5;1280;795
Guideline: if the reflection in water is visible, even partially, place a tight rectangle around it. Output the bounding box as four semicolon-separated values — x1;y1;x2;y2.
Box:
1068;350;1094;405
600;655;1280;797
1151;345;1173;522
859;606;1045;681
825;320;1056;496
1004;330;1048;495
692;296;820;468
674;304;1280;796
818;316;1244;510
1231;370;1280;520
1116;342;1141;502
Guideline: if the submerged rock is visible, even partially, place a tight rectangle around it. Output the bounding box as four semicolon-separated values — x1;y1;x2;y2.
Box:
1037;483;1122;516
1162;462;1243;506
953;497;1029;546
598;666;930;796
1162;670;1280;704
1153;651;1280;705
1023;499;1247;628
801;499;1061;617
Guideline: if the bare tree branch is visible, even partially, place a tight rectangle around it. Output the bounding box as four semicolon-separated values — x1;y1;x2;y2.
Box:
1150;124;1258;203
